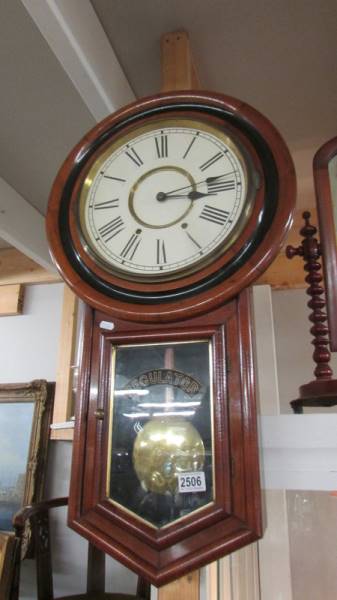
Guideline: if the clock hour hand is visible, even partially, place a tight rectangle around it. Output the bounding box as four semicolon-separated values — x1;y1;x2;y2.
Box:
188;191;216;200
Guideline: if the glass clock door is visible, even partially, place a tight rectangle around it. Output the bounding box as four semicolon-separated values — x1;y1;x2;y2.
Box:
107;340;214;528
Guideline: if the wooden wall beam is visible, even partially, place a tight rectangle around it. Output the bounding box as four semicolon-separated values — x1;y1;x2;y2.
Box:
256;253;305;289
161;31;200;91
0;284;24;316
0;248;61;286
158;572;199;600
50;285;78;441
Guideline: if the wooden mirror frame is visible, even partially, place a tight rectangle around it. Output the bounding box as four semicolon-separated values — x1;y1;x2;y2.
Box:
313;136;337;351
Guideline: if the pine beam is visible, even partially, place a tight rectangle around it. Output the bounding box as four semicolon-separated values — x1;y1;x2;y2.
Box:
0;284;24;316
50;285;78;440
158;572;199;600
161;31;200;92
0;248;61;286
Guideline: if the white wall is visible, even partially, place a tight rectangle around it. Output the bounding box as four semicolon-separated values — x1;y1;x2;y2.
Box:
0;283;63;383
0;283;138;599
272;288;337;413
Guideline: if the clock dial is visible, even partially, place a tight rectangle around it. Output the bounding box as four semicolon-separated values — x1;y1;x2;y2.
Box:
78;118;255;281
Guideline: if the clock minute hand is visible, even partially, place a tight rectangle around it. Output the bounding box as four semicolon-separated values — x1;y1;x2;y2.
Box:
163;172;234;197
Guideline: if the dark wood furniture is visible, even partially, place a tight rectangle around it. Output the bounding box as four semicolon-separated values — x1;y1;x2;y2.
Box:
313;136;337;351
287;212;337;413
10;497;150;600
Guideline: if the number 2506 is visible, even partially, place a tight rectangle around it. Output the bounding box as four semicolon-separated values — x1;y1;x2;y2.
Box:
180;475;202;488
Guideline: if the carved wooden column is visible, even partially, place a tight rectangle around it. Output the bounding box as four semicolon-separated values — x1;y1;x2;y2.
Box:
286;211;337;413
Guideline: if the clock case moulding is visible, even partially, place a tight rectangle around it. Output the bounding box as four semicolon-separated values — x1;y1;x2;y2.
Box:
46;91;296;586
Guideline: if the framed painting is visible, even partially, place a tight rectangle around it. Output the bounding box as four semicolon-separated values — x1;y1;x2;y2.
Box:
0;380;54;553
313;136;337;351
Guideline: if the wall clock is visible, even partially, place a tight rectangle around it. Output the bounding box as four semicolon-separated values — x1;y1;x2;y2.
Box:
47;91;296;323
46;91;296;586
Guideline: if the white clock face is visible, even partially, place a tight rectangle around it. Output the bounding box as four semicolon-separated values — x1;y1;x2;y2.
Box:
79;118;255;281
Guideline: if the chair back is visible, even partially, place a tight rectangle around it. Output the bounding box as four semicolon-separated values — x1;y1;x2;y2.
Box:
11;498;150;600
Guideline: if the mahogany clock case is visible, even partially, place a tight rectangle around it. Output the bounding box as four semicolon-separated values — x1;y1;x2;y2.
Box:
48;91;294;585
68;289;262;587
47;91;296;323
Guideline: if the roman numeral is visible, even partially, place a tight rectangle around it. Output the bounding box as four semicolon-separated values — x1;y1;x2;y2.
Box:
98;216;125;242
125;147;143;167
94;199;119;210
199;205;230;226
120;233;141;260
156;239;167;264
155;132;168;158
199;152;223;172
206;178;236;194
183;135;198;159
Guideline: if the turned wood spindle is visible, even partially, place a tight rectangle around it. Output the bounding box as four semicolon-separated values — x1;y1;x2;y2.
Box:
286;211;337;413
286;211;332;380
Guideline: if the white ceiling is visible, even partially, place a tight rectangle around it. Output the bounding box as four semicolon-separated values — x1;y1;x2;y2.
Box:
0;0;336;262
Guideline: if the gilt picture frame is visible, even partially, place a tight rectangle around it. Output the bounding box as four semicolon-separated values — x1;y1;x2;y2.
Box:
0;380;54;555
313;136;337;351
0;532;17;598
